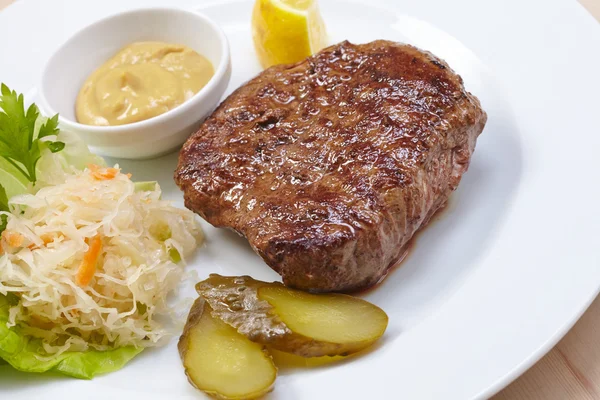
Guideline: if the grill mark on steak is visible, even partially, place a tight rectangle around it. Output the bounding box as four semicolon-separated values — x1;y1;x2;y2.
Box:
175;40;487;292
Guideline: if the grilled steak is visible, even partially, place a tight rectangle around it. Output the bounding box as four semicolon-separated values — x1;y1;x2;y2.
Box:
175;40;487;292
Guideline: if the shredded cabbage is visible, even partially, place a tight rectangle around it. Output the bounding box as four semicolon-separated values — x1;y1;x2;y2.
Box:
0;164;202;355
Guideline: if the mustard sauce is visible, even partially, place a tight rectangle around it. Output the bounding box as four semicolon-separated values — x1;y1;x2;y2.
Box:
76;41;214;126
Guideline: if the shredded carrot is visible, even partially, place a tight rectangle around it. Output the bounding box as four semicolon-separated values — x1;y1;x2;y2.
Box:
2;231;24;247
28;234;54;250
29;316;54;330
88;164;120;180
76;235;102;287
126;173;132;179
41;234;54;245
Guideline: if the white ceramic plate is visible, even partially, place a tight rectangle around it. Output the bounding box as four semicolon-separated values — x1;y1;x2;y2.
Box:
1;0;600;399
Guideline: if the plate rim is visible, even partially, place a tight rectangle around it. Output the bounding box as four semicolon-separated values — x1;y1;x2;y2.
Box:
1;0;600;399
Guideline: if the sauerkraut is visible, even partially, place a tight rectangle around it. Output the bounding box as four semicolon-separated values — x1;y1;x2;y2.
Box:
0;164;202;355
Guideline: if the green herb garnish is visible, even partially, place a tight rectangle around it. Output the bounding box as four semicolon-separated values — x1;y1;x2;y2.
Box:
0;83;64;183
0;185;8;233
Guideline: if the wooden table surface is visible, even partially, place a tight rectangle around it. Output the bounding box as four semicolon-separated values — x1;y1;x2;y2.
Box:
0;0;599;398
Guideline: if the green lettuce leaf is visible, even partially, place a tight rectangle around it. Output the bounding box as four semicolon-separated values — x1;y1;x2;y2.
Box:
0;157;29;199
34;128;105;189
50;128;105;171
0;295;143;379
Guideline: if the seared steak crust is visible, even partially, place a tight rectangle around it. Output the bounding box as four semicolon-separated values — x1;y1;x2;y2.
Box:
175;40;487;292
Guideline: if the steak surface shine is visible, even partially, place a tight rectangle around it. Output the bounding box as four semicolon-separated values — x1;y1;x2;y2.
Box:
175;40;487;292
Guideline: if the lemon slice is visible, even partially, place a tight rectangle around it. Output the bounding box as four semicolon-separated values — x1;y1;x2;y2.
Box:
252;0;327;69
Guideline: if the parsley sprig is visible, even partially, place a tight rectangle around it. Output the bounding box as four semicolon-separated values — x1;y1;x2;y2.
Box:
0;83;64;183
0;84;66;233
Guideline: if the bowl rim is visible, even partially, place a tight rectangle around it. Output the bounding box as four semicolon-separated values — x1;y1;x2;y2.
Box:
38;6;231;135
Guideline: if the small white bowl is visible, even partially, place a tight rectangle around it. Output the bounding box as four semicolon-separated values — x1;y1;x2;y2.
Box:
38;7;231;159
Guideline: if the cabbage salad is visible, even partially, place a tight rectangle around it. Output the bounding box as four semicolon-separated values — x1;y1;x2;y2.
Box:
0;84;203;378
